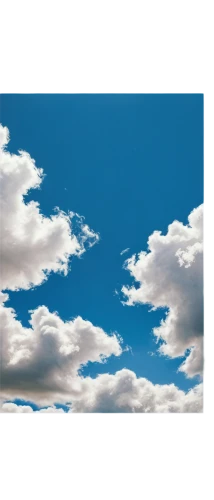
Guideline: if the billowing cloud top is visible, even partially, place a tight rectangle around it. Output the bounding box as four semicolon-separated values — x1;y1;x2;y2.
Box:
70;369;203;413
122;205;203;378
0;124;99;292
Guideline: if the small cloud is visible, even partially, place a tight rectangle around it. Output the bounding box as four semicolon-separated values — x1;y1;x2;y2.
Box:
120;247;130;256
148;351;156;357
148;306;157;312
80;224;100;248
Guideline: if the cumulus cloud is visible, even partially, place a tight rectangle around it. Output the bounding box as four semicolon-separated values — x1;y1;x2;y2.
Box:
0;293;122;405
0;292;202;413
0;403;65;413
71;369;203;413
0;123;99;292
122;205;203;378
1;369;202;413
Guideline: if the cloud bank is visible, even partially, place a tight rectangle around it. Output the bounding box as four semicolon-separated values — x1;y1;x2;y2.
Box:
1;368;203;413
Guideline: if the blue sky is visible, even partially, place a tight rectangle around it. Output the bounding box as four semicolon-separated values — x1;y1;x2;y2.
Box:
1;94;203;400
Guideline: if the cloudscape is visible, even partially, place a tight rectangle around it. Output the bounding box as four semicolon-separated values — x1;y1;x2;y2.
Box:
0;94;203;413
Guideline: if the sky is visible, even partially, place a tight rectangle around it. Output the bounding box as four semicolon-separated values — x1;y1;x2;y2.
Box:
0;94;203;412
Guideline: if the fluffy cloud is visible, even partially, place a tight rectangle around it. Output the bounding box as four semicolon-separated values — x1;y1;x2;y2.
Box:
122;205;203;378
0;123;99;292
0;403;65;413
0;293;202;412
1;369;203;413
70;369;203;413
0;293;122;405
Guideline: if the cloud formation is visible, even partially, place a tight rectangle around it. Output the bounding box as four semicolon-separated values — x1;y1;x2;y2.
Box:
0;293;122;406
122;205;203;378
0;123;203;413
0;291;203;413
1;367;202;413
70;369;203;413
1;403;65;413
0;123;99;292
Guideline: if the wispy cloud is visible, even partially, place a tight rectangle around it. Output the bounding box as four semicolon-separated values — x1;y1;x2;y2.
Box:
120;247;130;256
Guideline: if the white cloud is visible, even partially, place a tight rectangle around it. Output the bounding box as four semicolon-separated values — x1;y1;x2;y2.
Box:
1;293;202;413
0;294;122;405
0;290;202;412
0;123;99;292
81;223;100;248
1;403;34;413
68;369;203;413
120;248;130;256
122;205;203;378
1;368;202;413
0;403;65;413
37;407;65;413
